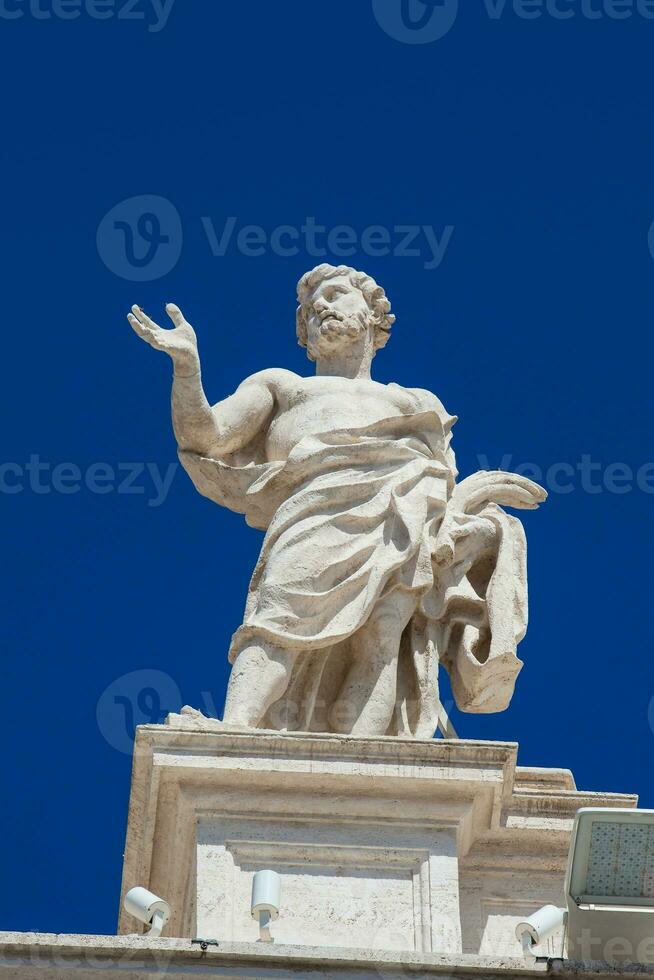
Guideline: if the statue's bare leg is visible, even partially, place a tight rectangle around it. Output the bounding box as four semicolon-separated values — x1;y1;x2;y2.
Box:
222;640;298;727
329;590;418;737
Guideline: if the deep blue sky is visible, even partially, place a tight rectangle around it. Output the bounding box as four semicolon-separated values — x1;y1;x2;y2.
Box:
1;0;653;937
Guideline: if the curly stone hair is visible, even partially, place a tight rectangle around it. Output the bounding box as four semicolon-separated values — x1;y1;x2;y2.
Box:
296;264;395;360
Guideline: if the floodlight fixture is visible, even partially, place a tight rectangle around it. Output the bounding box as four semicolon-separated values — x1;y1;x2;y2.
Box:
565;808;654;964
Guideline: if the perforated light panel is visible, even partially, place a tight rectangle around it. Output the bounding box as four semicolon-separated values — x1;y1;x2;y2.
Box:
585;821;654;899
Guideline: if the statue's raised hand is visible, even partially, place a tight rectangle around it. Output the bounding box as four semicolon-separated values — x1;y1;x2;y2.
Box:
128;303;200;376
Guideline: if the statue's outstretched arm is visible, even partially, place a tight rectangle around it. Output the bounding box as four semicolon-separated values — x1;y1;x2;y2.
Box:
128;303;274;459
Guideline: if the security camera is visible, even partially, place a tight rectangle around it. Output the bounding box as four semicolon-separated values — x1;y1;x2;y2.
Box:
124;886;171;938
251;870;281;943
515;905;567;957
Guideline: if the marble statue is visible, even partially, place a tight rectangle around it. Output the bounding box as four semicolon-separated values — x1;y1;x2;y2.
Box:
128;265;546;738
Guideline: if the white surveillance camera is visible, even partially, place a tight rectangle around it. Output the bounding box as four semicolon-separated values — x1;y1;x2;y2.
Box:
515;905;567;957
251;870;281;943
124;886;171;938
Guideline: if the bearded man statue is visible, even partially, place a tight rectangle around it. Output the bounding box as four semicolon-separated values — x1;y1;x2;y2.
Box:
128;265;545;738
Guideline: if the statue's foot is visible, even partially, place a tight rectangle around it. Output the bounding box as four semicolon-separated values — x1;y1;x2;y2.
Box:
180;704;206;720
166;705;254;733
165;705;222;731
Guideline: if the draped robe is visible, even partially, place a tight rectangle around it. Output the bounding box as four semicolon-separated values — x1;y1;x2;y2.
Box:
180;395;530;738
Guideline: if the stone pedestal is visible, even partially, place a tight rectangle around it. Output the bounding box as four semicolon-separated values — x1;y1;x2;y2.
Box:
118;722;636;957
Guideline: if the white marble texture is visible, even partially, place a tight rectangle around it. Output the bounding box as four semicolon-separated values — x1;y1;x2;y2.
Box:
128;265;546;737
118;725;638;955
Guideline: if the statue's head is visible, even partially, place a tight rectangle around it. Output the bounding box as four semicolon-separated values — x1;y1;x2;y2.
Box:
296;264;395;362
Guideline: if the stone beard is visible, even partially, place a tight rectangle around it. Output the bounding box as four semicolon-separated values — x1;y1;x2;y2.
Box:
128;264;546;738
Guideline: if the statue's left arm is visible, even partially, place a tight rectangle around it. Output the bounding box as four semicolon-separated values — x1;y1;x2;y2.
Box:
406;386;546;564
408;388;547;716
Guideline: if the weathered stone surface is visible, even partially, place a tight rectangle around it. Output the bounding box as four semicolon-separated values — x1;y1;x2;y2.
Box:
118;725;637;957
128;265;546;737
4;932;654;979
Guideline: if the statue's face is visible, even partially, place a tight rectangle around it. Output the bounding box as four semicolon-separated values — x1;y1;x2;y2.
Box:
304;275;372;358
